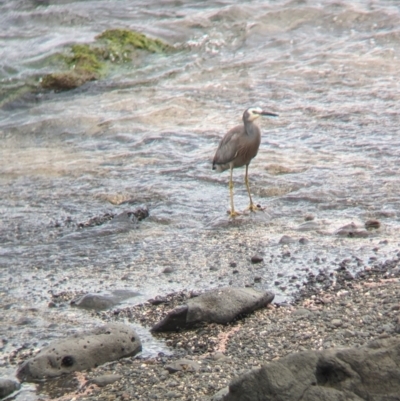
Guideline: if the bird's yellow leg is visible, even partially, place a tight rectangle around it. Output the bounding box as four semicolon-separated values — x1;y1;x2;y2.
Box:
245;165;259;212
229;167;240;218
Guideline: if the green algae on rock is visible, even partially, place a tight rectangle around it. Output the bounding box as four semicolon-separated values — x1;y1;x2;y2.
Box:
96;28;173;54
40;29;172;91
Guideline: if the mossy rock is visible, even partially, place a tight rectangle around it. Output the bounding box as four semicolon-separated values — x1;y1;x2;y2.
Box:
96;29;173;53
41;70;98;91
40;29;172;92
65;44;103;73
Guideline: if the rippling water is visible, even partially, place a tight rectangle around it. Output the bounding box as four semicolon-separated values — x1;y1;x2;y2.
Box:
1;0;400;397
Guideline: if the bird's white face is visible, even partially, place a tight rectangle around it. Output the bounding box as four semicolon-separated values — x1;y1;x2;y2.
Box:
246;107;263;122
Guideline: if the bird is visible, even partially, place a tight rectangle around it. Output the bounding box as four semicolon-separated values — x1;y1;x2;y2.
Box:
212;107;278;218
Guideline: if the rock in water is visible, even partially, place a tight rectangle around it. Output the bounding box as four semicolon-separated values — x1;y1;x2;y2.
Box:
71;294;117;310
218;336;400;400
152;287;274;332
17;323;141;382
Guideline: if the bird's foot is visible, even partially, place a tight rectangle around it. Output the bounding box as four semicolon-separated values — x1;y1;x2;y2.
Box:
228;210;241;218
247;203;263;212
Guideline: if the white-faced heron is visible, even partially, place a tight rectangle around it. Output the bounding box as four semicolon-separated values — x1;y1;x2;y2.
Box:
212;107;278;217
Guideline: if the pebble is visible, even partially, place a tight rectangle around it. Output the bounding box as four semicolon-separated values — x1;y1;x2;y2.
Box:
251;255;263;264
91;374;122;387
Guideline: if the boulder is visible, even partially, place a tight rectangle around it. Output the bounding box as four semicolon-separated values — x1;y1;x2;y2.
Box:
219;336;400;400
17;323;141;382
0;378;20;399
152;287;274;332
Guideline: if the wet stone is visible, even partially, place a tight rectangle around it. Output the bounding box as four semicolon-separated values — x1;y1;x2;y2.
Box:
0;378;21;399
251;255;263;264
297;221;320;231
91;374;123;387
336;223;369;238
331;319;342;327
365;219;381;230
17;323;142;382
165;359;200;373
71;294;117;310
279;235;296;244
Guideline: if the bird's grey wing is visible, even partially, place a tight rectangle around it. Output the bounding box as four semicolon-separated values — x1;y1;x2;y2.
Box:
213;126;244;166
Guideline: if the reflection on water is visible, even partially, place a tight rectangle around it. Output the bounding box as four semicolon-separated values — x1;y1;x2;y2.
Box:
1;0;400;391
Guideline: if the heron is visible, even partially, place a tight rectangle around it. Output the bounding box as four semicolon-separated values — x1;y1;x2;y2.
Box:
212;107;278;218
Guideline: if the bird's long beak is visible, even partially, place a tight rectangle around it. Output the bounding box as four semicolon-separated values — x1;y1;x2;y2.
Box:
260;111;278;117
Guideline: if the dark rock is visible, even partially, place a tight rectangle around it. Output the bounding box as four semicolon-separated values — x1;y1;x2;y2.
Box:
151;287;274;332
148;296;169;305
17;323;141;382
230;262;237;268
165;359;200;373
365;219;381;230
299;237;309;245
77;207;149;229
163;267;175;274
90;374;122;387
254;276;262;282
0;378;21;399
251;255;263;264
41;70;98;91
219;337;400;401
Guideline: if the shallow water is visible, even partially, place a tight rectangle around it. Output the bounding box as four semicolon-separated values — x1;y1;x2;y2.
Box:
1;0;400;397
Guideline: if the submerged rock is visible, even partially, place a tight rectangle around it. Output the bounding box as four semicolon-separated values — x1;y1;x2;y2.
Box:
17;323;141;382
151;287;274;332
365;219;381;230
71;294;117;310
336;222;369;238
0;378;21;399
218;336;400;401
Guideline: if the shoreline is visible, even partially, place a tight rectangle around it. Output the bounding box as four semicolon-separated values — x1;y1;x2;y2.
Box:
31;253;400;401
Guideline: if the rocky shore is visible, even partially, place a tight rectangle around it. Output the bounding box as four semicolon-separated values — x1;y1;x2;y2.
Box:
15;253;397;401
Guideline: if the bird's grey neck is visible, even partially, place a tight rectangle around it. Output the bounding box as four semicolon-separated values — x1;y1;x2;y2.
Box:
244;121;258;136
